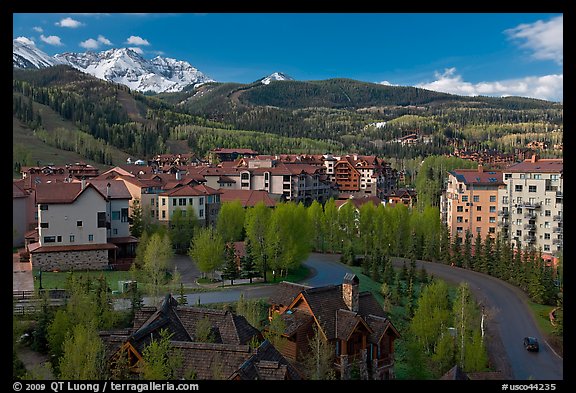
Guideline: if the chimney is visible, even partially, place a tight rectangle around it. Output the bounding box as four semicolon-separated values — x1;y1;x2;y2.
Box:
342;273;359;312
106;182;111;198
81;177;86;190
176;171;181;181
477;164;483;173
531;154;538;163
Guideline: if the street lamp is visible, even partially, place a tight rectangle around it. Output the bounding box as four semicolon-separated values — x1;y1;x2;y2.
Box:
38;269;43;291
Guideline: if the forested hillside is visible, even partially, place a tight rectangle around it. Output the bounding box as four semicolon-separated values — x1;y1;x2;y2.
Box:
13;65;562;176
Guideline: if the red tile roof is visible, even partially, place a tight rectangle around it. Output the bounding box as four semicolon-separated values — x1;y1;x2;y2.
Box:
35;182;107;204
219;189;276;207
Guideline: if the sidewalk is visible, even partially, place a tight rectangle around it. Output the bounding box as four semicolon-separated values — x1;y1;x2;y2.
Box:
13;249;34;292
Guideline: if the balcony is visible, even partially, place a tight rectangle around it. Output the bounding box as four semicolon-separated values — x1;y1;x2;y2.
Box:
498;210;509;217
521;202;541;209
523;235;536;243
553;227;563;233
553;239;563;246
553;215;563;222
556;191;563;198
524;212;537;219
498;220;509;227
524;223;536;230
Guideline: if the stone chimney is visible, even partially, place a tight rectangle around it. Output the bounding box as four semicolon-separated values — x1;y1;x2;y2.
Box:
81;177;86;190
342;273;359;312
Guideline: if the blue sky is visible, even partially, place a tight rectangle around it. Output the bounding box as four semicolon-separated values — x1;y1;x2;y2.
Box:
13;13;563;102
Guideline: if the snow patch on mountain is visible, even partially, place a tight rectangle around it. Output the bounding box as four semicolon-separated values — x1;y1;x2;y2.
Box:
261;72;294;85
13;39;64;69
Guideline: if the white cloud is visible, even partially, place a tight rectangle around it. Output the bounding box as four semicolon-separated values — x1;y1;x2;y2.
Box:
125;35;150;46
379;80;399;86
15;36;35;46
505;15;563;65
415;68;563;102
97;35;113;45
33;26;43;33
128;47;144;54
80;38;99;50
55;17;83;28
40;34;63;46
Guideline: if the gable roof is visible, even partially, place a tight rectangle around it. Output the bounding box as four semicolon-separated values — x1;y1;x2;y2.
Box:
35;182;107;204
219;189;276;207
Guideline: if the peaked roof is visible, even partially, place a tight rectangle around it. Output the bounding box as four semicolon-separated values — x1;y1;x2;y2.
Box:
35;182;107;204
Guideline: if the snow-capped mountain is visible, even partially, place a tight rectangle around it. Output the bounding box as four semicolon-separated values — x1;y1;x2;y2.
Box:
13;39;214;93
13;39;65;69
54;48;214;93
260;72;294;85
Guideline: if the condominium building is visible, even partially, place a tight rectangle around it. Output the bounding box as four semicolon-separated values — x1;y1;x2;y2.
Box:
441;165;505;243
498;155;563;263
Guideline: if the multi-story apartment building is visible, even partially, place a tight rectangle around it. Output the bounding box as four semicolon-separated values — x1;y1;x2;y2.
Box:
441;165;505;243
27;179;132;271
498;155;563;264
192;159;336;205
157;184;222;227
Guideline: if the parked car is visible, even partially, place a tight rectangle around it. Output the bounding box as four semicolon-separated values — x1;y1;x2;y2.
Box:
523;336;539;352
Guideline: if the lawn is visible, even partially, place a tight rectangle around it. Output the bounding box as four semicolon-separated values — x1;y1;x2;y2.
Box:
32;269;133;293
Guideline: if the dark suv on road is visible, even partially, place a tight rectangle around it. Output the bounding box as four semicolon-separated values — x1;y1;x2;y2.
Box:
523;336;539;352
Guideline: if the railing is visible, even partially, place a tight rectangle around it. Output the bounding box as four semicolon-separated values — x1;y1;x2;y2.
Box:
498;210;509;217
553;239;563;245
520;202;541;209
523;235;536;242
556;191;563;198
553;215;563;222
553;227;563;233
524;223;536;230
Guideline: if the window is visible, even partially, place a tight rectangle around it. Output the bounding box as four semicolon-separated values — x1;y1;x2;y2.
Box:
173;199;177;206
476;217;482;222
40;204;48;210
283;175;290;182
97;212;106;228
162;198;166;206
77;220;83;227
456;227;463;234
88;234;94;242
515;185;523;192
534;174;541;180
489;217;496;223
544;245;550;252
462;196;468;202
457;206;463;212
179;198;186;206
189;198;193;205
489;206;496;213
476;227;481;233
113;228;118;235
199;197;204;205
70;235;75;242
544;233;551;240
516;208;522;215
283;183;291;190
516;230;522;236
40;222;49;228
57;236;62;242
545;198;551;205
44;236;56;243
490;195;496;202
241;173;250;180
111;211;120;220
473;196;480;202
199;209;204;218
121;208;129;222
529;185;537;193
241;182;249;188
162;210;166;219
502;196;508;204
520;174;526;179
476;206;482;212
489;227;496;234
457;217;463;223
545;210;551;217
544;222;550;229
504;174;512;180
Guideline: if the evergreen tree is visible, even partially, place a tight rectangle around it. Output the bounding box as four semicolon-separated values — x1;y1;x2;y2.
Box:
302;324;336;380
221;243;240;285
240;239;259;283
141;329;182;380
463;230;473;270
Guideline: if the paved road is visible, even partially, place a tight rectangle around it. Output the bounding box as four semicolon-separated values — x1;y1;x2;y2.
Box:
392;258;563;381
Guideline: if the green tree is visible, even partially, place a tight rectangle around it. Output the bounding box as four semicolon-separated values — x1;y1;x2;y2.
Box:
195;317;216;343
264;313;286;352
169;206;198;254
140;329;182;380
323;198;340;253
129;199;144;238
244;201;272;282
240;239;259;284
221;242;240;285
216;200;245;243
189;226;225;280
143;232;174;302
58;324;106;380
302;324;336;380
307;200;326;252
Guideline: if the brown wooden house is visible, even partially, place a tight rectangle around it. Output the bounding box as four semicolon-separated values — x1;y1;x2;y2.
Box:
268;274;400;380
100;294;301;380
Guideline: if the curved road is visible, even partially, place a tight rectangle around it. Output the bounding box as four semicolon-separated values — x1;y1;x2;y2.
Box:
139;253;562;380
391;258;563;380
